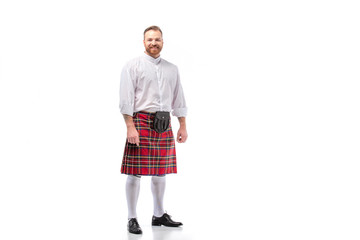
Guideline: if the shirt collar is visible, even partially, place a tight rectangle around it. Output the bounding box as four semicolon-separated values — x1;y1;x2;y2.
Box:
143;52;161;65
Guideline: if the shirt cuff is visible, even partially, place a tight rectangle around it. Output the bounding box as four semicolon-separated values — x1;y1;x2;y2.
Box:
172;108;187;117
120;104;134;116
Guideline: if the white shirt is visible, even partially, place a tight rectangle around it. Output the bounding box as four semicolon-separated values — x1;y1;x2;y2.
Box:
119;53;187;117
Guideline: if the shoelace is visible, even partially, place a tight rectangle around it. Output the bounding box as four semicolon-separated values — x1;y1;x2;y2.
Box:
164;211;171;218
130;219;140;228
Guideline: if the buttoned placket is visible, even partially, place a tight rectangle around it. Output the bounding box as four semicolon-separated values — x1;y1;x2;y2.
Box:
155;63;163;111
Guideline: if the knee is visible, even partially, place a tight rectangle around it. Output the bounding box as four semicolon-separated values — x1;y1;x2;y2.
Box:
151;175;166;185
127;175;141;186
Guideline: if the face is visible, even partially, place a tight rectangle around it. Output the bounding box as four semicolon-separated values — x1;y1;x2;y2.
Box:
143;30;163;58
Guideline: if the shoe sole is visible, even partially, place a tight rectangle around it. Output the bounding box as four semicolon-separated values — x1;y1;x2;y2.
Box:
152;223;182;227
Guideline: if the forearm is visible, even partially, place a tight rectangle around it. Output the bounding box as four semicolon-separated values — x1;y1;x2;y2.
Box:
178;117;186;128
176;117;188;143
123;114;135;129
122;114;140;145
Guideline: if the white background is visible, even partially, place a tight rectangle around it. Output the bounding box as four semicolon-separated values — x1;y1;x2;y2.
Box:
1;0;359;239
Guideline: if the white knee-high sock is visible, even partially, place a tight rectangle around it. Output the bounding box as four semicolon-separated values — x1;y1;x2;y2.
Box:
126;175;141;219
151;176;166;217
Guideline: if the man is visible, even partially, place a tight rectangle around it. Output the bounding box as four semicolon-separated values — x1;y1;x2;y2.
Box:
119;26;188;234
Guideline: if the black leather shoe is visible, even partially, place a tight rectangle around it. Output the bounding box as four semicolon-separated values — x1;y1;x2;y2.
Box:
152;213;183;227
128;218;142;234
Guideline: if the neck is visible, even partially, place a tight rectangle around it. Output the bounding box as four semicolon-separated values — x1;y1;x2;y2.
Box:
144;51;160;59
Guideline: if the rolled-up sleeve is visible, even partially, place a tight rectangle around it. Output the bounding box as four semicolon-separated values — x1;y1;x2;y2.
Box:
171;68;187;117
119;63;135;116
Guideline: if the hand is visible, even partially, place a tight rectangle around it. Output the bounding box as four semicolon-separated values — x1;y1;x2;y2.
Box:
127;126;140;146
177;127;188;143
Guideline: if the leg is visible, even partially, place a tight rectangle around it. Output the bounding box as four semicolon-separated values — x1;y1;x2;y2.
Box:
126;175;141;219
151;175;166;217
151;175;182;227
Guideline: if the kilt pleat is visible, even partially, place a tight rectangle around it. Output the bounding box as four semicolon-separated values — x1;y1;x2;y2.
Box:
121;112;177;175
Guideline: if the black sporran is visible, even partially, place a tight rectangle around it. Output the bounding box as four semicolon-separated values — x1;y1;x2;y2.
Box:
153;111;170;133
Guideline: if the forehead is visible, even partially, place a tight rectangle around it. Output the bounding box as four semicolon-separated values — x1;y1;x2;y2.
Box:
144;30;162;39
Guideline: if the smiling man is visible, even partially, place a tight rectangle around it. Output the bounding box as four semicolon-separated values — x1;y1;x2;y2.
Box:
119;26;188;234
143;28;163;58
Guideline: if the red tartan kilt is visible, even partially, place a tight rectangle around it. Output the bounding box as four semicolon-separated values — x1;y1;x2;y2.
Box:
121;112;177;175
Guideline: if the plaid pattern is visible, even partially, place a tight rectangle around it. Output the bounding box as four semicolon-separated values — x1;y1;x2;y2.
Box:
121;112;177;175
